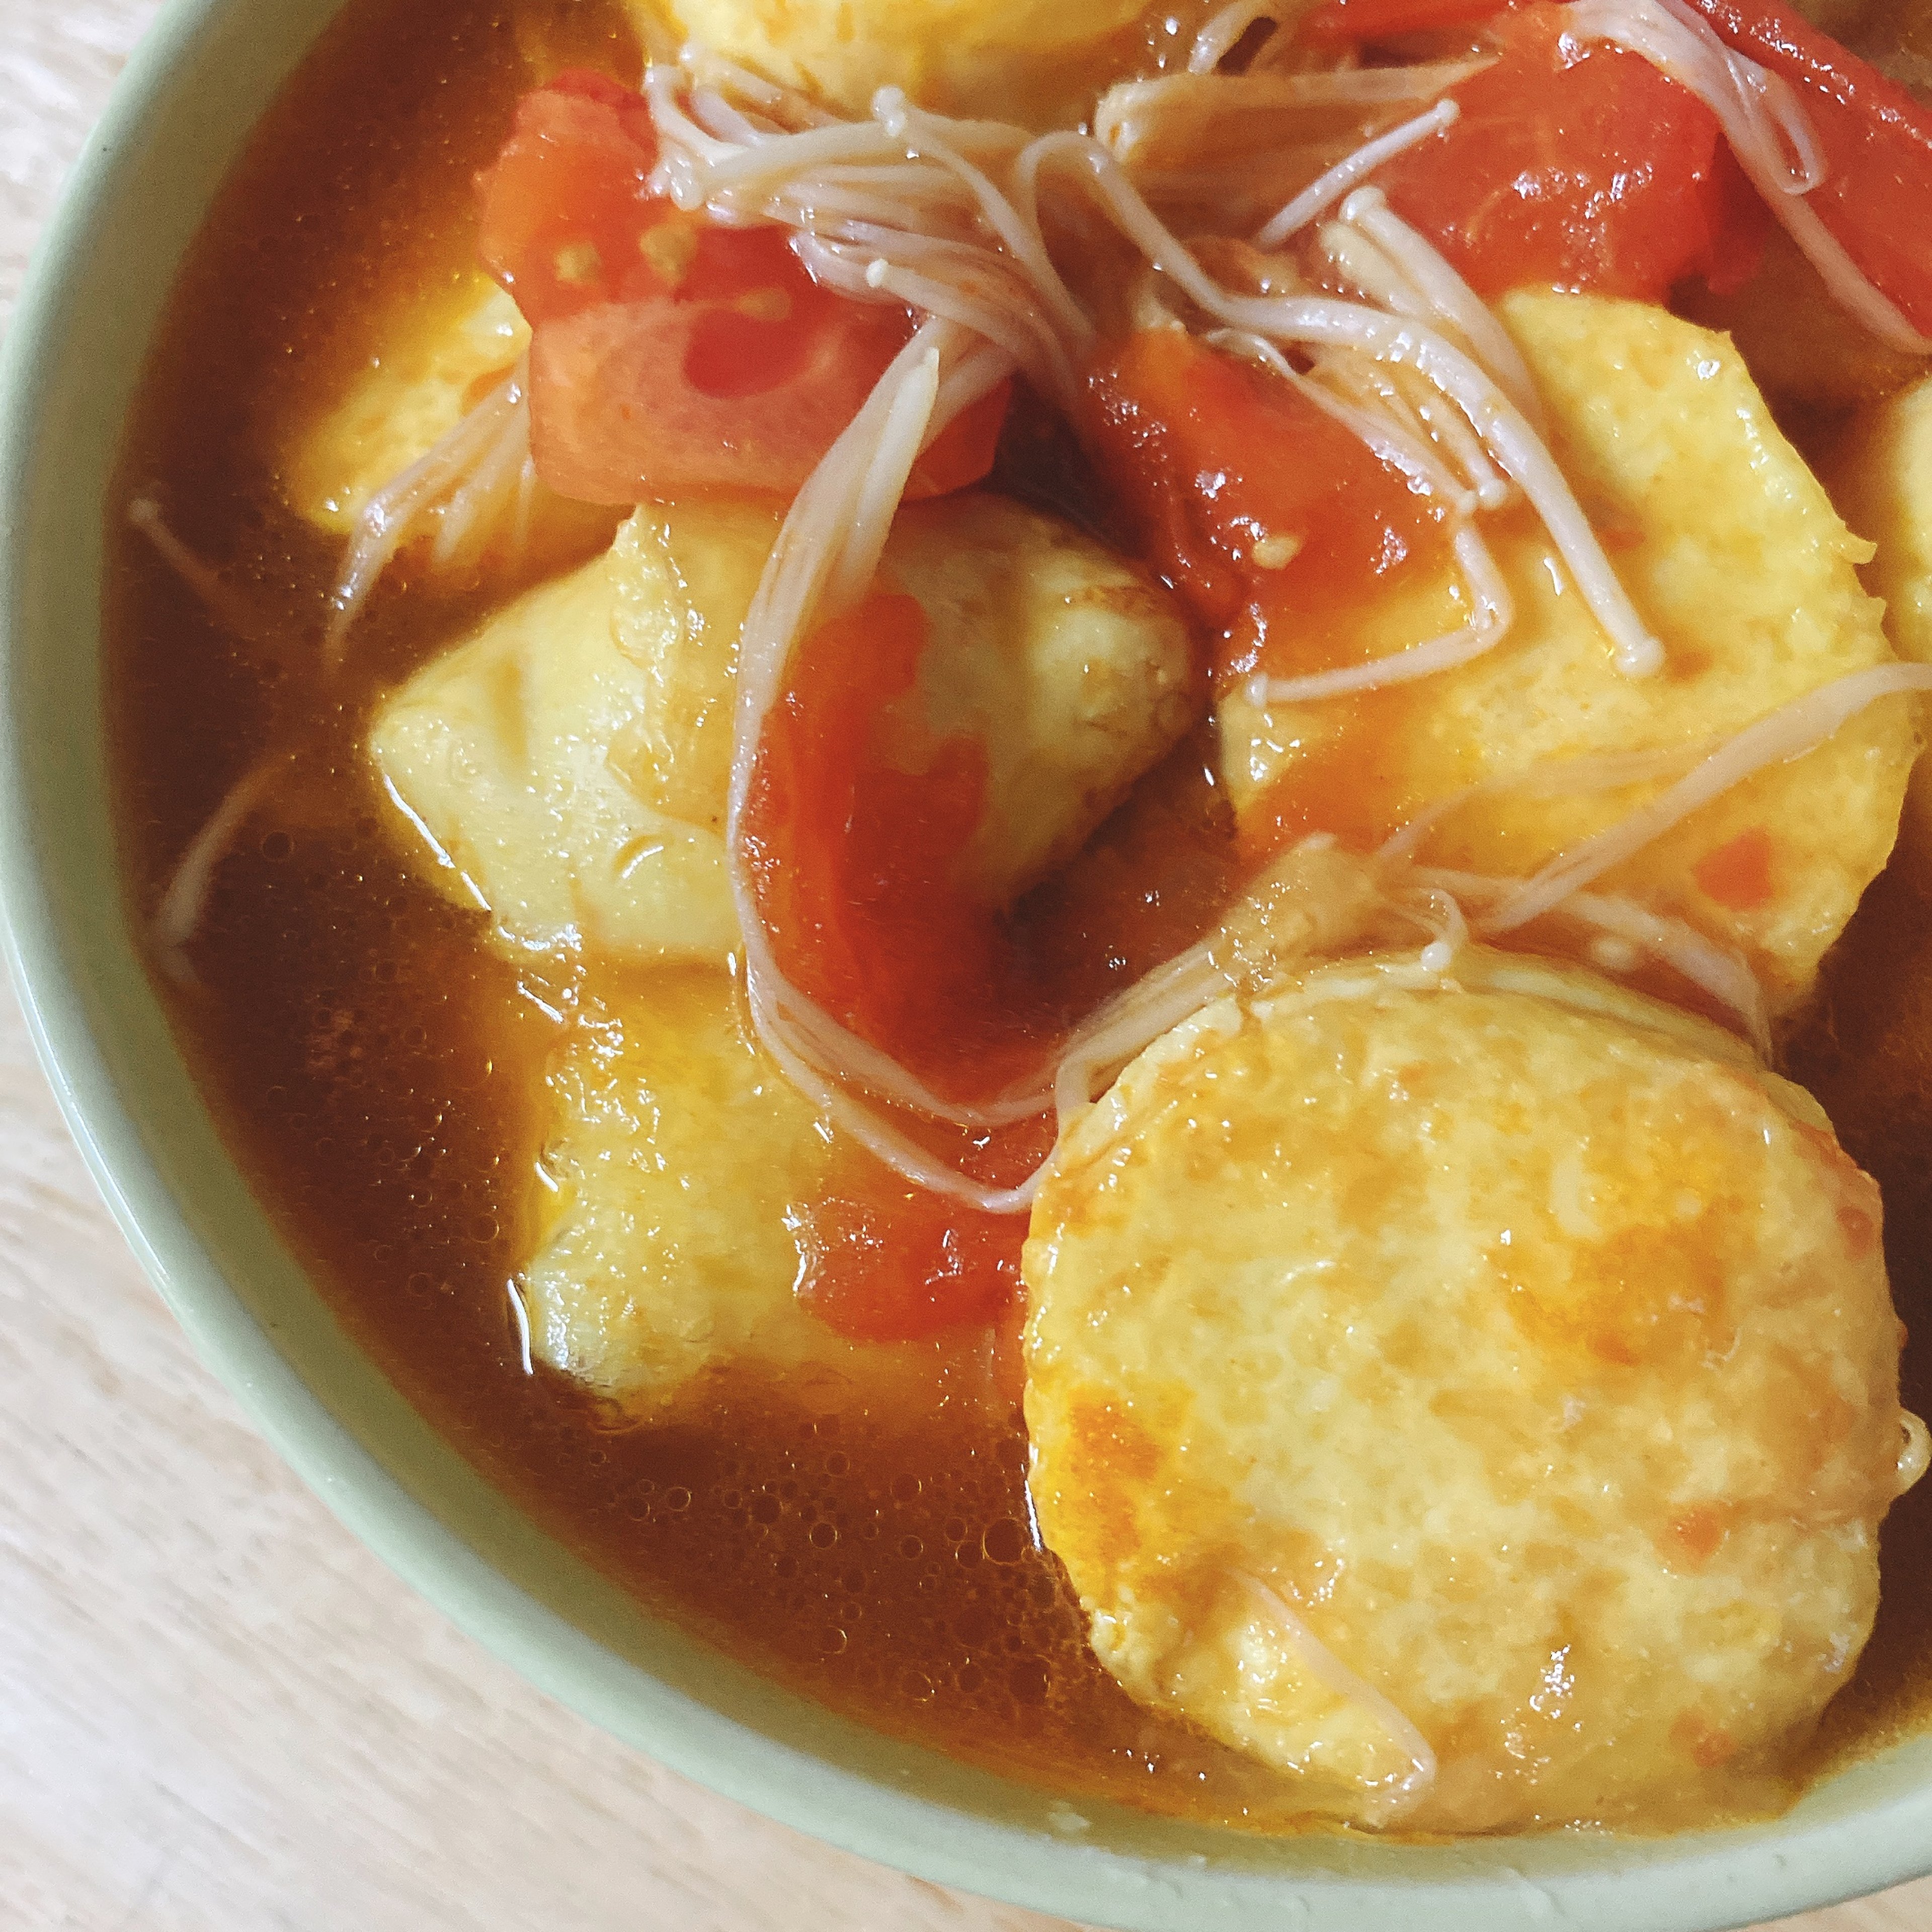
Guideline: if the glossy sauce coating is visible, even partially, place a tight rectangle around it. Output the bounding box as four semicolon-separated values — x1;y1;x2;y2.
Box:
107;0;1932;1833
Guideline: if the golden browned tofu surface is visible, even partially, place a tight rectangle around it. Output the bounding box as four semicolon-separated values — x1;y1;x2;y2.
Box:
524;969;986;1415
1024;950;1917;1830
1221;292;1916;1012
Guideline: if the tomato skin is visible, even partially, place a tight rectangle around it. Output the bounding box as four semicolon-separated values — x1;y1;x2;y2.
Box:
478;76;1006;500
475;71;668;324
1676;0;1932;333
742;592;1019;1092
1374;4;1744;300
527;287;911;500
1084;330;1451;687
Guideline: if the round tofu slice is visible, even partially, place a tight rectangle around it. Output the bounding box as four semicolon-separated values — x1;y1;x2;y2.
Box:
1024;951;1917;1831
1221;292;1916;1012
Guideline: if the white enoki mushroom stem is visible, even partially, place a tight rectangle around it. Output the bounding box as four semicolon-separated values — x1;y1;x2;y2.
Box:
1244;522;1515;704
1485;663;1932;934
1254;98;1461;248
1190;0;1285;72
1379;739;1718;861
1418;865;1770;1049
506;1279;535;1377
719;318;1053;1212
151;759;280;984
127;497;281;647
1242;1577;1438;1822
326;360;532;663
1333;188;1543;428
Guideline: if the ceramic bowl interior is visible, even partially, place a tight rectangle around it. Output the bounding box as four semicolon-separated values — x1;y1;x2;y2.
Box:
3;3;1930;1925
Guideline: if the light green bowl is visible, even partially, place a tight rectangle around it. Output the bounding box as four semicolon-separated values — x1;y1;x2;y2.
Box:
3;2;1929;1923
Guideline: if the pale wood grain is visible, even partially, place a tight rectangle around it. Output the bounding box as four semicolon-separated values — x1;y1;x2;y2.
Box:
1;5;1928;1926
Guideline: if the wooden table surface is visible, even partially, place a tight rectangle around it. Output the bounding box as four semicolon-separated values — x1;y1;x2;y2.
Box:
4;5;1931;1927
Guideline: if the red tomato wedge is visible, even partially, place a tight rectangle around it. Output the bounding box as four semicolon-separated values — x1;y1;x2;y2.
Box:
741;590;1048;1337
1084;330;1452;686
476;73;1005;501
1676;0;1932;334
1372;4;1753;300
741;591;1034;1095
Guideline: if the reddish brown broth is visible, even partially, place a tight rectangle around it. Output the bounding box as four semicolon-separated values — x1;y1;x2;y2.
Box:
107;0;1932;1832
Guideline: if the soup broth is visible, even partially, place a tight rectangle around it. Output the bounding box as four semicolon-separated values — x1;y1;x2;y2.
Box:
108;0;1932;1835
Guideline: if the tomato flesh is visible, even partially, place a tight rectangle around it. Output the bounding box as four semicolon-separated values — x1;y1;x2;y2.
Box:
477;74;1004;500
1677;0;1932;333
1085;329;1452;687
742;592;1034;1095
792;1167;1038;1343
1372;4;1749;300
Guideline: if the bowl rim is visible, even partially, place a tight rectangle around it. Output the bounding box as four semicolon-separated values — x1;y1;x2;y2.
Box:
5;3;1932;1927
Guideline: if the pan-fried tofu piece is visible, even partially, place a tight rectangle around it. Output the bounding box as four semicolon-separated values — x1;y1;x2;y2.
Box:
523;969;978;1414
282;273;530;534
1024;948;1918;1831
276;268;611;574
371;491;1196;961
636;0;1179;125
1221;292;1917;1011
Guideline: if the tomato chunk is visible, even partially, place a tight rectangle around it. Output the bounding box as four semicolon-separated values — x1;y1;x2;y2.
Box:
792;1183;1026;1342
1373;4;1749;300
1677;0;1932;334
477;75;1004;500
1084;329;1452;686
1694;826;1776;910
741;591;1033;1095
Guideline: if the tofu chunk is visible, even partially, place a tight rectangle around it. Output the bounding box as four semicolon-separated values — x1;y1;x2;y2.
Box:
524;969;976;1414
371;491;1196;961
369;556;740;961
275;268;610;573
637;0;1173;126
1024;948;1917;1831
1222;291;1917;1011
281;273;530;534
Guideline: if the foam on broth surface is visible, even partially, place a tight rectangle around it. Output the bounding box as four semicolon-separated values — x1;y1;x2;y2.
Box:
104;0;1932;1831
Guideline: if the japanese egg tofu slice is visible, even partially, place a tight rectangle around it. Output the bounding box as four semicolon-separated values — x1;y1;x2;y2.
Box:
523;968;970;1416
629;0;1197;126
369;491;1197;963
1220;291;1917;1013
1023;947;1926;1832
274;268;609;571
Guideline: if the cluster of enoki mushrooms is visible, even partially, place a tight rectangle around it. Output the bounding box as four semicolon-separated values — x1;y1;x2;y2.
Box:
143;0;1932;1215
